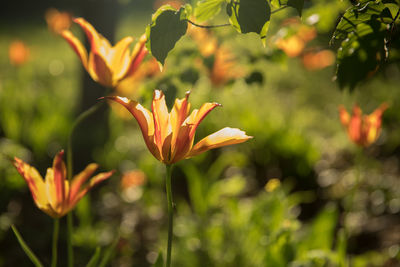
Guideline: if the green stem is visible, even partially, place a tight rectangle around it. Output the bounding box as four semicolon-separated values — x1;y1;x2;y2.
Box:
11;225;44;267
66;101;104;267
187;20;230;29
51;219;59;267
271;5;289;14
165;164;174;267
67;214;73;267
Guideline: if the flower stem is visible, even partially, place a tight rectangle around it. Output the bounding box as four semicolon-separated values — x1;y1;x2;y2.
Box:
165;164;174;267
67;214;73;267
66;101;104;267
51;218;59;267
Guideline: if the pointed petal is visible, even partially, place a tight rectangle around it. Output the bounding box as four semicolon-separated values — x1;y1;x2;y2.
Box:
365;103;388;146
338;105;350;127
188;102;221;140
69;170;115;209
151;90;171;158
170;102;220;163
61;30;88;69
88;52;113;87
170;91;190;157
122;34;148;80
69;163;99;203
110;36;134;81
13;157;49;211
188;127;252;158
52;151;67;209
104;96;161;160
73;17;106;53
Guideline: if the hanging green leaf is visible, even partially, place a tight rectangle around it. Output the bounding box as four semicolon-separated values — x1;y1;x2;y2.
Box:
270;0;304;16
195;0;226;22
335;20;388;89
226;0;271;44
331;0;392;42
146;5;190;65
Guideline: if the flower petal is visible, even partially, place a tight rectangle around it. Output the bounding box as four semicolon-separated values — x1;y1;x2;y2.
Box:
338;105;350;127
110;36;134;81
73;17;110;54
69;170;115;208
188;127;252;158
365;103;388;145
188;102;221;140
169;91;190;157
13;157;49;211
103;96;161;160
152;90;171;158
61;30;88;69
69;163;99;203
52;151;67;209
122;34;148;80
88;52;114;87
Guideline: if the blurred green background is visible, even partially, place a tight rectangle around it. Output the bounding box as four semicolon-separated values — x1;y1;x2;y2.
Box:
0;0;400;266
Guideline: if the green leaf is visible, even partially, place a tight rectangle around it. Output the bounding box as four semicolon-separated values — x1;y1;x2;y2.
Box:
270;0;304;16
226;0;271;43
86;247;101;267
11;225;44;267
153;251;164;267
146;5;189;65
195;0;225;22
335;20;388;89
331;0;392;42
287;0;304;16
98;233;120;267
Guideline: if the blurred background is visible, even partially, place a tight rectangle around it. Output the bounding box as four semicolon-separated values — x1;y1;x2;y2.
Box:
0;0;400;266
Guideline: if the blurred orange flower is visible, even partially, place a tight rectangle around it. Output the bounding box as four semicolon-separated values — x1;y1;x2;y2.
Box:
302;50;335;70
9;40;30;66
13;151;114;218
153;0;184;10
275;23;316;58
116;58;161;97
104;90;252;164
339;103;388;147
120;170;146;190
61;17;147;88
45;8;72;34
189;26;243;87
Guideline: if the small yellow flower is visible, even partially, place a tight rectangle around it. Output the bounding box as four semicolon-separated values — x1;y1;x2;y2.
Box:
61;17;147;88
104;90;252;164
13;150;114;218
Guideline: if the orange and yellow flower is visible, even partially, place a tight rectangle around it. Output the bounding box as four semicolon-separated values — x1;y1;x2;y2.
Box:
9;40;30;66
104;90;252;164
339;103;388;147
13;151;114;218
61;17;147;88
45;8;72;35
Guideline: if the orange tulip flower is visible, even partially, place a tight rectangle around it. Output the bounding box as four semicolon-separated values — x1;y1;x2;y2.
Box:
45;8;72;34
9;40;30;66
13;151;114;218
104;90;252;164
61;17;147;88
339;103;388;147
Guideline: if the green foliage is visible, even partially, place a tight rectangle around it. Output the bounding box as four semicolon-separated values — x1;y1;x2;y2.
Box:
146;5;190;65
331;0;400;89
226;0;271;44
153;252;164;267
271;0;305;16
194;0;226;22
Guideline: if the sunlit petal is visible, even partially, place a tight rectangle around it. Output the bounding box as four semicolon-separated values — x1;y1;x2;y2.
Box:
69;163;99;203
104;96;161;160
61;30;88;69
152;90;171;156
13;158;49;211
188;127;252;157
